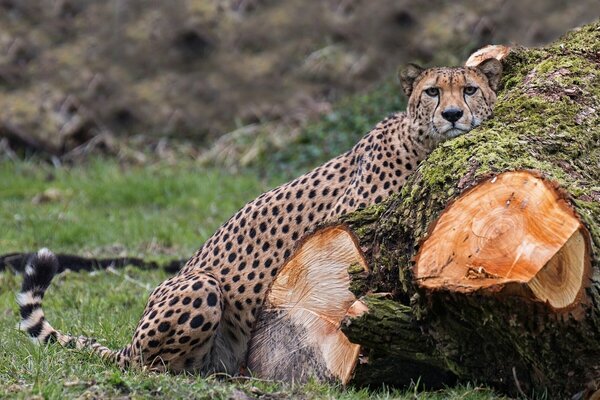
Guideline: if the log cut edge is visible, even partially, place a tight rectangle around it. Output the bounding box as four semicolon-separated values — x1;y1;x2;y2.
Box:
414;170;593;313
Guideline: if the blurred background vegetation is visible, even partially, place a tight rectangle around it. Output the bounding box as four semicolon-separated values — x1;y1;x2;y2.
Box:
1;0;599;174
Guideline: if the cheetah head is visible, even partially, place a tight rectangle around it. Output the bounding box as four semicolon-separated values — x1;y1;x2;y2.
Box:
399;58;502;144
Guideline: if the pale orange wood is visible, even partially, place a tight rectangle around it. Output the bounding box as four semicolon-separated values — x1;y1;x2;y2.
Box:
248;225;368;384
465;44;511;67
414;171;591;311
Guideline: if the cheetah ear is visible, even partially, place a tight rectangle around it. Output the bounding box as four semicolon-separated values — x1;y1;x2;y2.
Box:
398;63;424;98
476;58;503;92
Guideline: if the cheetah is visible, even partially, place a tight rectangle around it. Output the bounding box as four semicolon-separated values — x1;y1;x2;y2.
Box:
17;58;502;376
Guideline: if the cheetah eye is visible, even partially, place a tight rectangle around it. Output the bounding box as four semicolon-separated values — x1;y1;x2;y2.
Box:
424;87;439;97
464;86;478;95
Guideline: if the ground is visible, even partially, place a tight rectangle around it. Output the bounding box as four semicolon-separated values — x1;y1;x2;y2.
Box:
0;159;513;399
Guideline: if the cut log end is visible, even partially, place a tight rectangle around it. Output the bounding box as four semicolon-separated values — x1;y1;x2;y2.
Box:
414;171;592;311
247;225;368;384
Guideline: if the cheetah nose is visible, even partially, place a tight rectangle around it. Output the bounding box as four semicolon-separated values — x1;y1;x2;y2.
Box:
441;108;464;123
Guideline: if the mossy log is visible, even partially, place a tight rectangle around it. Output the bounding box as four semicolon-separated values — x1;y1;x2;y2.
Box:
340;22;600;398
249;22;600;398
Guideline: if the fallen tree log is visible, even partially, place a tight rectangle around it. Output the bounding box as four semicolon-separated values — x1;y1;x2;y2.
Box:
248;21;600;398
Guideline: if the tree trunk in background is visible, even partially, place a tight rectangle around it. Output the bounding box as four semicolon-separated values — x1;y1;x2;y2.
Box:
336;22;600;397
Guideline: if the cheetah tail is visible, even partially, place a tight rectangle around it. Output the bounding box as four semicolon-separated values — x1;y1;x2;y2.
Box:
16;248;132;368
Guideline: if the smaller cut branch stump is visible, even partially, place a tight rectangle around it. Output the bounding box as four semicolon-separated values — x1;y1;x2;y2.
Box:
248;226;369;384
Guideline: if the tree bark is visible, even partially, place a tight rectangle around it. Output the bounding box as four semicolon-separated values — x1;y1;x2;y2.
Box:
337;22;600;398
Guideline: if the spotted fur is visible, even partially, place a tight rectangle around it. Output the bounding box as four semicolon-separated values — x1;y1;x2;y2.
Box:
18;59;502;375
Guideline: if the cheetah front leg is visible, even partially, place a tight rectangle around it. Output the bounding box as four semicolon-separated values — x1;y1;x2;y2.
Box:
129;270;227;374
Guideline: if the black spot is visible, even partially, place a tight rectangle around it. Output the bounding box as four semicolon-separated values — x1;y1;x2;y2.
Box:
282;225;290;234
148;340;160;348
169;297;180;306
253;283;263;293
225;242;233;251
193;298;202;308
232;275;240;282
221;267;230;275
238;261;247;271
248;271;256;280
165;310;174;318
207;293;218;307
264;258;273;268
249;228;256;238
223;284;231;292
405;162;413;170
192;282;203;290
178;312;190;324
158;322;171;332
262;242;270;251
179;336;191;344
190;315;205;329
235;300;243;311
201;322;213;332
238;285;246;293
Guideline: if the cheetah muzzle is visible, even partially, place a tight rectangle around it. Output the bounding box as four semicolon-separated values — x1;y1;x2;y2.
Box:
17;58;502;376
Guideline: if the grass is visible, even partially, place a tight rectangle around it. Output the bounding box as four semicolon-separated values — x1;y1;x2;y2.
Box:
0;159;273;258
0;158;508;399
